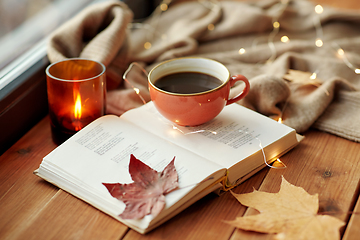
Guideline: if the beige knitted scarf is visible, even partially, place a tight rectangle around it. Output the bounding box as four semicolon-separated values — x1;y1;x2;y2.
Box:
47;0;360;142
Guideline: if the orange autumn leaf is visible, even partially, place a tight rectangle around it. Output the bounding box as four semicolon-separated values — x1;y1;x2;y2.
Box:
226;176;345;240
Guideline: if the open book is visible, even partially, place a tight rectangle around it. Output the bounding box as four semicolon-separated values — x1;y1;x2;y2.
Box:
35;102;302;234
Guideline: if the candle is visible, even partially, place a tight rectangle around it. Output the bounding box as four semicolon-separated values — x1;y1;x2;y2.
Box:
46;58;106;145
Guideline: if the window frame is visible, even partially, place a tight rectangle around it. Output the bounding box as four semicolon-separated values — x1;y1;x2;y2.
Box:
0;39;49;155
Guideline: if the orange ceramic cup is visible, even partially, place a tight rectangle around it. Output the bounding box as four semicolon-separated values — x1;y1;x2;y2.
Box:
148;57;250;126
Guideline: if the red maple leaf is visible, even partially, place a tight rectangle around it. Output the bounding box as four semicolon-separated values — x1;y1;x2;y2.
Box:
103;154;179;219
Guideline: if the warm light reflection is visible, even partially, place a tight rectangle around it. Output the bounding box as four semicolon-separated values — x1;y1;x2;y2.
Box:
134;87;140;94
239;48;246;54
278;117;283;123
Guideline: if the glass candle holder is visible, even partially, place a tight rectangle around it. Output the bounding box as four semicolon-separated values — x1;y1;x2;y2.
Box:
46;58;106;145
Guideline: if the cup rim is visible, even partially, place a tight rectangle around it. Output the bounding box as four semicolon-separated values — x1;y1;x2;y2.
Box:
148;57;230;96
46;58;106;82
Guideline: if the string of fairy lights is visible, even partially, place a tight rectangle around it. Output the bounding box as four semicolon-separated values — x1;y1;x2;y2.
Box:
124;0;360;170
129;0;360;105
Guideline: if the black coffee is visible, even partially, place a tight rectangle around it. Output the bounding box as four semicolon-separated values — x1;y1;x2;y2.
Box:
154;72;223;94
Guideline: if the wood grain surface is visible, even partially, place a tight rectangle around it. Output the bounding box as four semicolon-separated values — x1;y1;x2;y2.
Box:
1;0;359;239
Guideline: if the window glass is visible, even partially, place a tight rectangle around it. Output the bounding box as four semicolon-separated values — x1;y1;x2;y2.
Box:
0;0;100;72
0;0;158;91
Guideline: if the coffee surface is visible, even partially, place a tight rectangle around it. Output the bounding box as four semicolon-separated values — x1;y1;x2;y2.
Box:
154;72;223;94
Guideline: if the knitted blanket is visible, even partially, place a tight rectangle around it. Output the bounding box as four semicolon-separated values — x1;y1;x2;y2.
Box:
47;0;360;142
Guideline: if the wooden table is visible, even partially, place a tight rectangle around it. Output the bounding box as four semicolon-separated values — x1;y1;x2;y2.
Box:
1;0;360;239
1;116;360;240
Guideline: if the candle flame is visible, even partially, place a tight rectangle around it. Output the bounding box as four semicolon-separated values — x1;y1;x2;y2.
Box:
74;93;82;120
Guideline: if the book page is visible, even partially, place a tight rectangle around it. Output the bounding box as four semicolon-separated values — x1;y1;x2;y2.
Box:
121;102;296;170
40;115;225;230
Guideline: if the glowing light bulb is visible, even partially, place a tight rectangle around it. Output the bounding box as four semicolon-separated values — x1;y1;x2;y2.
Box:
160;3;168;11
144;42;152;49
271;158;286;168
355;69;360;74
281;35;289;43
273;21;280;29
337;48;345;56
315;5;324;14
239;48;246;54
315;38;323;47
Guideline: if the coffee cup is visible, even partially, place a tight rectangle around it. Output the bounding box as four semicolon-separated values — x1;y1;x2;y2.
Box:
148;57;250;126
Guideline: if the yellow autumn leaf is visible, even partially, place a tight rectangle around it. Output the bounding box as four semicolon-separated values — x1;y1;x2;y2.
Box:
283;69;323;86
226;176;345;240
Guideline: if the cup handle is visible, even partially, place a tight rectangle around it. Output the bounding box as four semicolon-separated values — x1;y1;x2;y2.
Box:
226;75;250;105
